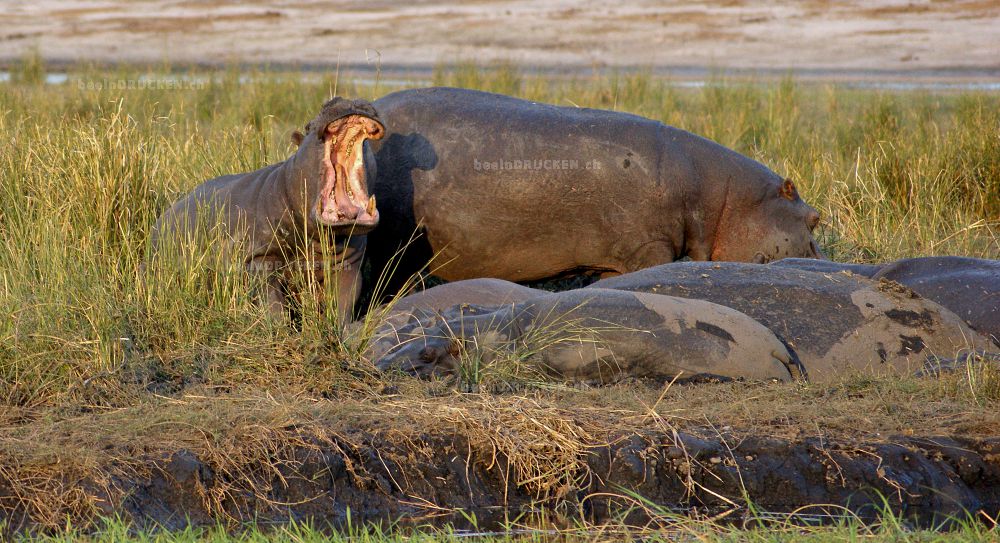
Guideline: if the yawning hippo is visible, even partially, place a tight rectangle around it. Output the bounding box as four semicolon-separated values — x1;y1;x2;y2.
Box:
149;98;385;320
588;262;992;382
366;87;822;296
375;288;795;383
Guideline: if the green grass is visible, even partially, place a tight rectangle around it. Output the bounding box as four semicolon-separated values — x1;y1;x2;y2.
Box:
0;56;998;538
10;513;1000;542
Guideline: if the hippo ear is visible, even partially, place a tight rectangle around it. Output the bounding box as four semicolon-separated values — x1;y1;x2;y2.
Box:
291;130;304;147
779;178;799;201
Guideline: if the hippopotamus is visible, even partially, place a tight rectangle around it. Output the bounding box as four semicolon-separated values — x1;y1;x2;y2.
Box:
773;256;999;346
587;262;993;382
872;257;999;347
149;98;385;321
387;278;543;317
366;87;822;297
771;258;882;278
374;288;796;383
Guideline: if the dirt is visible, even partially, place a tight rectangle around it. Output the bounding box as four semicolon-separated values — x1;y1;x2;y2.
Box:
4;426;999;533
1;1;999;80
3;378;1000;534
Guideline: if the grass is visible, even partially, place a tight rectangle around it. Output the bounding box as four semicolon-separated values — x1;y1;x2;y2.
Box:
8;510;1000;542
0;56;998;537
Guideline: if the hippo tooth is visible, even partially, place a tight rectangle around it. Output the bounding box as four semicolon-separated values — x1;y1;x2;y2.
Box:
367;195;376;215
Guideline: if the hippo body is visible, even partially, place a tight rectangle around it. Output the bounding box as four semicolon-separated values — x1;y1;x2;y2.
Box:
149;99;385;320
772;258;883;278
368;87;821;296
773;256;1000;346
873;257;999;346
588;262;991;382
375;288;795;383
387;278;543;317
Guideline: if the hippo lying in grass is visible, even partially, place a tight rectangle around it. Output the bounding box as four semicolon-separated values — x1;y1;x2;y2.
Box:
149;98;385;321
366;87;823;297
373;262;993;384
588;262;992;382
774;256;999;346
374;288;797;384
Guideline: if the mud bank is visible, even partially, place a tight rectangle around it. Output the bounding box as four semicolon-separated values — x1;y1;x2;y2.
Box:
4;428;998;532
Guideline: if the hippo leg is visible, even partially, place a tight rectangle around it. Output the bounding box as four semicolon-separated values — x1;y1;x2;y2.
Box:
247;256;291;320
263;275;288;319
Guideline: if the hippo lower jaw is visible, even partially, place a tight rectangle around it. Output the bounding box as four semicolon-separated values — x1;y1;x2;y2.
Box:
315;114;384;231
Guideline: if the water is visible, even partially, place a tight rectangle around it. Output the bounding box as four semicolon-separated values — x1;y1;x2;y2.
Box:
2;71;999;92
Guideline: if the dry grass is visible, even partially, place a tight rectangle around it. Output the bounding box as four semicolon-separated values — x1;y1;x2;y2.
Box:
3;367;1000;531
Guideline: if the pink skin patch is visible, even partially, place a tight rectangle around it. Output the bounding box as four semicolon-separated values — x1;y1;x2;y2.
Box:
317;115;384;227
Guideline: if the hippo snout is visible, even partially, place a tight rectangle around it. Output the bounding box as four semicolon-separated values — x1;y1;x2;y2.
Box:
806;209;821;231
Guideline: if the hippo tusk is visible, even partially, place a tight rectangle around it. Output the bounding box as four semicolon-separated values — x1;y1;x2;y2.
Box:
367;195;376;216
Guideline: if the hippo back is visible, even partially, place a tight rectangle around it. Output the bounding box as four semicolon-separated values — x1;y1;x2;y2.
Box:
588;262;990;382
771;258;883;278
872;256;999;346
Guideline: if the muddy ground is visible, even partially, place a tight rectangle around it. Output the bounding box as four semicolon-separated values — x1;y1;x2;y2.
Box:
3;378;1000;533
34;431;1000;530
2;0;999;81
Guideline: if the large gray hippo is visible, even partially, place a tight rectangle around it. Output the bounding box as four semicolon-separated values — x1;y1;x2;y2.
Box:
366;87;822;296
149;98;385;321
374;288;796;384
773;256;999;346
587;262;992;382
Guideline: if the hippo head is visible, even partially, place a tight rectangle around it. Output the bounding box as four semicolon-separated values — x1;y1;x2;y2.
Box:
375;334;463;379
292;97;385;233
711;178;823;263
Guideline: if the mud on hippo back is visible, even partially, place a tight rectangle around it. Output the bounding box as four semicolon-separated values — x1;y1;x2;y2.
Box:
773;256;999;346
366;87;822;297
588;262;994;383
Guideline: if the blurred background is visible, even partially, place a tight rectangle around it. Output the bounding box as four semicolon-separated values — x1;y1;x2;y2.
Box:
2;0;999;85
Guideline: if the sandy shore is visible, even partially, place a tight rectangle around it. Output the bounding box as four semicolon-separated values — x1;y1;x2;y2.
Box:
1;0;999;80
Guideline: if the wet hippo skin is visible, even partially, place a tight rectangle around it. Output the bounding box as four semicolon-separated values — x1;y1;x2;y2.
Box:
588;262;993;382
873;256;999;347
774;256;999;346
374;288;796;384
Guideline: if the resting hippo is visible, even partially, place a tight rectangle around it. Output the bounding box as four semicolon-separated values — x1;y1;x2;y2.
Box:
872;257;999;347
375;288;796;383
774;256;999;346
588;262;993;382
772;258;882;278
387;278;543;317
367;87;822;296
149;98;385;320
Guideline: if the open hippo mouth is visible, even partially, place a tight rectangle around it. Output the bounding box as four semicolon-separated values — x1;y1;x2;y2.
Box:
316;114;385;230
